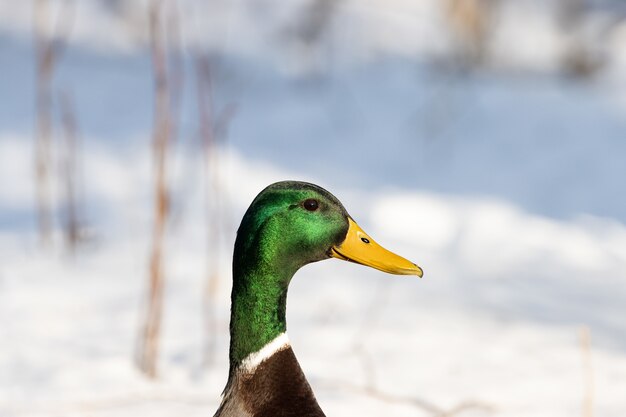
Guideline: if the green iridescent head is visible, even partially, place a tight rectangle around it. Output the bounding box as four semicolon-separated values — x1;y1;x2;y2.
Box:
234;181;350;283
228;181;422;367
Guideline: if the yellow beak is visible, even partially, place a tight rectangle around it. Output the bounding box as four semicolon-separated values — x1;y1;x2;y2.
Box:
330;218;423;277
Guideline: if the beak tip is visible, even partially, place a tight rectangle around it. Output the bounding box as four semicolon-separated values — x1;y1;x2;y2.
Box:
414;265;424;278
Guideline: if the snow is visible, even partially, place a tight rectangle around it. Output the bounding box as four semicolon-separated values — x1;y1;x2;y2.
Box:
2;1;626;417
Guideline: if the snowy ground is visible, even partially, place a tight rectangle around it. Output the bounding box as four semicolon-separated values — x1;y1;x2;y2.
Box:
2;1;626;417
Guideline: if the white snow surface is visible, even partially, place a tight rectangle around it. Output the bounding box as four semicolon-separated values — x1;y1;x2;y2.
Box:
2;1;626;417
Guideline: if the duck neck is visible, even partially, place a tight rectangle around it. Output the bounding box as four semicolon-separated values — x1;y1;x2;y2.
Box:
228;261;293;372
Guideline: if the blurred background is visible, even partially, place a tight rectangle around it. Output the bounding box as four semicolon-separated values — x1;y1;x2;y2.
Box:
1;0;626;416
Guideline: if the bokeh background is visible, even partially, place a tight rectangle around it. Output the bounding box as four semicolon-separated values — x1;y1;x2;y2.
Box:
1;1;626;416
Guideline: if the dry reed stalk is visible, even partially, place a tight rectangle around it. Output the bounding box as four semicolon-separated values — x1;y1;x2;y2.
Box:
443;0;495;67
34;0;54;246
194;54;237;368
319;378;494;416
33;0;73;245
580;326;594;417
195;55;221;368
58;90;82;252
136;0;183;378
558;0;602;77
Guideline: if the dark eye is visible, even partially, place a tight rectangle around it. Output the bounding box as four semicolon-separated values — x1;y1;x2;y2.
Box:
303;198;319;211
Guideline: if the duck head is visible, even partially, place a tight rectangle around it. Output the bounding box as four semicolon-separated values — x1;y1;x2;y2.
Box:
234;181;423;281
228;180;423;370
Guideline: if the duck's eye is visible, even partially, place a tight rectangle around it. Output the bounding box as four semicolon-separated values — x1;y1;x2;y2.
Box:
303;198;319;211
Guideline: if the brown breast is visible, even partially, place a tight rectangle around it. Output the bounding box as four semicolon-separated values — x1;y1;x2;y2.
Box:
215;347;326;417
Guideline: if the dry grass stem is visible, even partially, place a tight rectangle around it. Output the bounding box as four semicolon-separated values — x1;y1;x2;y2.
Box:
320;379;495;416
443;0;496;68
33;0;74;245
194;54;234;368
58;90;83;252
137;0;183;378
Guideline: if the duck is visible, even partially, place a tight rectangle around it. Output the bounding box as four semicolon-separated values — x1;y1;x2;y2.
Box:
214;181;423;417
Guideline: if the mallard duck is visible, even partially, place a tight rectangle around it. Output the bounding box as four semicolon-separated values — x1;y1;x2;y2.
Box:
214;181;423;417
